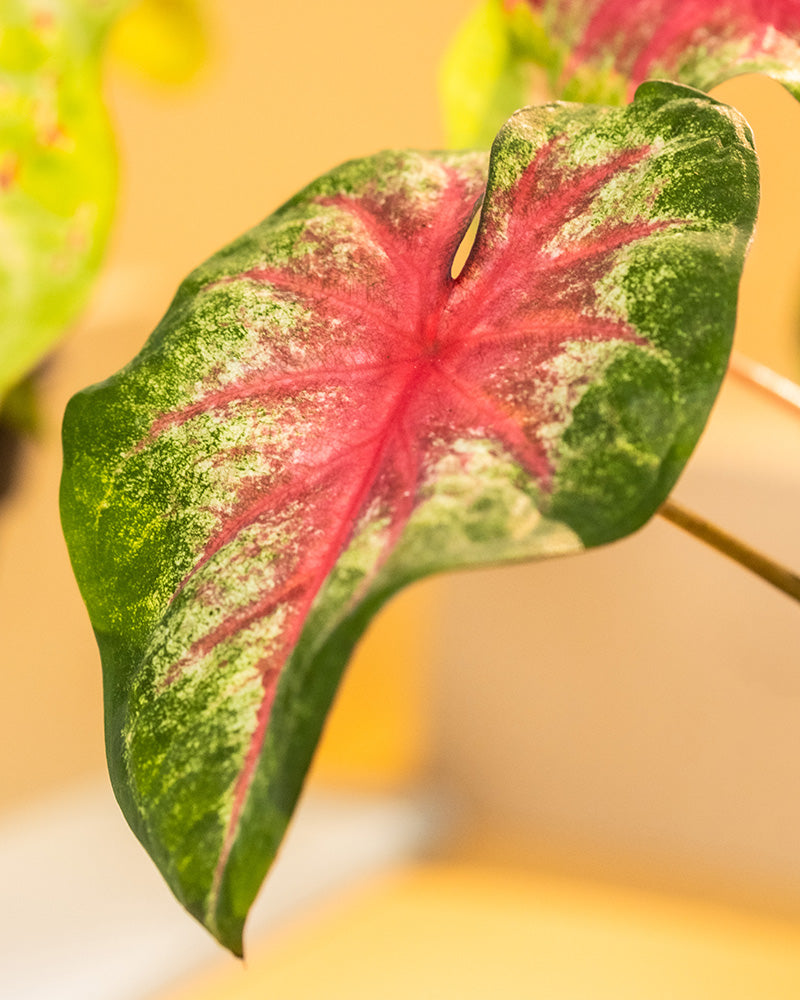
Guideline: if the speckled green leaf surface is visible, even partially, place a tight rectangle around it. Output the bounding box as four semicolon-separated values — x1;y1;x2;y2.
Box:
0;0;128;403
443;0;800;144
61;83;758;954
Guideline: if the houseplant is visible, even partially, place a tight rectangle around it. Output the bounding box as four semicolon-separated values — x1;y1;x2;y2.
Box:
55;0;800;958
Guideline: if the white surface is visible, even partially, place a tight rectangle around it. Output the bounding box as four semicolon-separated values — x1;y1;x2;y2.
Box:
0;780;438;1000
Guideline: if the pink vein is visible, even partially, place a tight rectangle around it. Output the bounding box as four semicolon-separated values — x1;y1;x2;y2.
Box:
451;312;647;362
317;194;418;286
166;416;412;614
459;144;653;302
431;365;552;484
207;366;425;909
453;215;668;343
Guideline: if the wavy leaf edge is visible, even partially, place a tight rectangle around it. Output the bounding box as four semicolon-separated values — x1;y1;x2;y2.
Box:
61;81;759;954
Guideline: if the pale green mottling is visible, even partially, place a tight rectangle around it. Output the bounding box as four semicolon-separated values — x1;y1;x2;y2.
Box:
370;154;467;215
305;511;393;641
0;0;130;401
61;100;757;954
385;439;582;579
592;259;638;325
124;644;265;903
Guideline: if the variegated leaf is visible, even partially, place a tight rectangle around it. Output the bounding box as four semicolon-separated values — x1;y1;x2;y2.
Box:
61;83;759;954
442;0;800;144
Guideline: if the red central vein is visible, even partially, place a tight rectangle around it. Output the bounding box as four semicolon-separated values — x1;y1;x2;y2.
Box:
209;364;425;904
249;364;424;652
168;416;411;610
187;377;426;684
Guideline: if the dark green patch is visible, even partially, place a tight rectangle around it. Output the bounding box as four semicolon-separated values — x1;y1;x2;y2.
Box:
550;347;680;545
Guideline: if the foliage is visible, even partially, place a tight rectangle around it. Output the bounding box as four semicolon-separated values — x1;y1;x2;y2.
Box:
0;0;124;406
0;0;206;412
61;80;758;953
441;0;800;145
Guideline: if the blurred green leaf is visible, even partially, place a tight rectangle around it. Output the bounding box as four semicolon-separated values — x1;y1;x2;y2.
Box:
439;0;545;147
0;0;208;410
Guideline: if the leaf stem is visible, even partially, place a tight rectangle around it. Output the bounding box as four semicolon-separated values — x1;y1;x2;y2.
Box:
728;351;800;416
658;499;800;604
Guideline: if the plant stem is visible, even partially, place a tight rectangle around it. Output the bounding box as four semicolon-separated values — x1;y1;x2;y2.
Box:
658;499;800;604
728;351;800;416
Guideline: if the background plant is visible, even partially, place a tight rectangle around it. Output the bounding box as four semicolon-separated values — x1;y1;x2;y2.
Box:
442;0;800;146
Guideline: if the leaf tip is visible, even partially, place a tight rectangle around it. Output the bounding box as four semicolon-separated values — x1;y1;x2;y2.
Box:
205;906;246;959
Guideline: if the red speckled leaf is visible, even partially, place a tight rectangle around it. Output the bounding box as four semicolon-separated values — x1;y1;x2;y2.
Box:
0;0;128;402
61;83;758;954
442;0;800;144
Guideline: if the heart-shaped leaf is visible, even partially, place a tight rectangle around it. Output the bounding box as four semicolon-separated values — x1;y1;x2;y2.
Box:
61;83;758;954
442;0;800;145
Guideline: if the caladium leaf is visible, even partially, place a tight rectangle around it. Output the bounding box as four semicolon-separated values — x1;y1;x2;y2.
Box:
442;0;800;144
61;82;758;954
0;0;133;404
